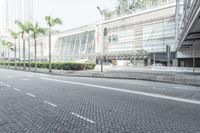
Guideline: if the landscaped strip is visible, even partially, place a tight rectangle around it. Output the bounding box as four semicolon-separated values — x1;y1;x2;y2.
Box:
0;62;96;70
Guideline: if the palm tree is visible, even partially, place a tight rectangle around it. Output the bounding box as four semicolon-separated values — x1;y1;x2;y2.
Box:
29;22;45;70
10;31;19;69
6;41;14;68
15;20;27;69
45;16;62;72
18;34;21;65
24;22;32;70
0;39;6;67
0;37;3;63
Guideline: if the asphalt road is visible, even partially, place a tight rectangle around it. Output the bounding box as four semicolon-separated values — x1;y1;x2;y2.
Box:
0;68;200;133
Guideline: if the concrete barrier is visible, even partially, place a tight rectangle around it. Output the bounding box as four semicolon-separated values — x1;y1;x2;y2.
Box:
152;66;200;73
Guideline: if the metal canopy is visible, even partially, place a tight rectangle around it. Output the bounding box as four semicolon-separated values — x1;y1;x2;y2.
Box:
41;50;149;61
96;50;149;60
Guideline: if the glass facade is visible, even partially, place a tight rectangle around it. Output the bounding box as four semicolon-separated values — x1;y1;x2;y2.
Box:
1;1;176;64
52;31;95;61
101;3;176;56
142;15;175;52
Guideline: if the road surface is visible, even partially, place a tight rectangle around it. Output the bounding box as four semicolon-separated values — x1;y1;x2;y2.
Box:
0;68;200;132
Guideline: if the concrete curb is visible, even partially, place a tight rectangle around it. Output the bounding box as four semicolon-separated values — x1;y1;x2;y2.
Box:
1;66;200;86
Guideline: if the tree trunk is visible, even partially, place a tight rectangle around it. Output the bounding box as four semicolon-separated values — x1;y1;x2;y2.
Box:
6;47;8;68
23;38;26;69
34;37;37;70
8;48;10;68
28;38;31;70
15;39;17;69
5;47;7;68
3;47;5;67
49;32;52;72
18;37;21;68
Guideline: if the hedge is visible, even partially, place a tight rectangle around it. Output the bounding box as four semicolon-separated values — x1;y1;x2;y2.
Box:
0;62;96;70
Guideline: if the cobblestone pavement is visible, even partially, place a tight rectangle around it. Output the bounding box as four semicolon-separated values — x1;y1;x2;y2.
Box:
0;68;200;133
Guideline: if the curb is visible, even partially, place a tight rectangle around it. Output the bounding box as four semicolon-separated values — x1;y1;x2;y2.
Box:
1;67;200;86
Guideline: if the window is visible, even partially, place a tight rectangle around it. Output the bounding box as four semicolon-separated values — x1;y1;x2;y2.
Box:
112;35;118;43
107;34;118;44
108;35;112;43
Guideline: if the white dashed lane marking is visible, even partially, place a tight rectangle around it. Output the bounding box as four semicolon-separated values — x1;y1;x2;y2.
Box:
13;88;21;91
21;79;31;81
70;112;95;124
26;93;36;97
43;101;57;107
5;84;11;87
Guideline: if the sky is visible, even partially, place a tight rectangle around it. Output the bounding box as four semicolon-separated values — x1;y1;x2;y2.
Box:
34;0;117;31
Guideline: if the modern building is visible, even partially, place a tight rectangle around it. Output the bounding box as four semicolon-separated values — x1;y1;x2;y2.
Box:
177;0;200;67
0;0;33;36
33;0;177;67
96;0;177;66
0;0;33;60
4;0;198;68
31;25;96;63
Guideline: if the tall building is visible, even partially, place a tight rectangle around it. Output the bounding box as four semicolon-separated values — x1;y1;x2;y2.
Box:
0;0;33;60
29;0;178;67
0;0;33;37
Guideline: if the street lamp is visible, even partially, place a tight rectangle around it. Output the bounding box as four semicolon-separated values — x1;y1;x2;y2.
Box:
97;6;104;72
97;6;103;15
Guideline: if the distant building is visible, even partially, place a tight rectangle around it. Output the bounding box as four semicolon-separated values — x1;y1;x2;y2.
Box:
0;0;33;60
0;0;33;36
29;0;179;67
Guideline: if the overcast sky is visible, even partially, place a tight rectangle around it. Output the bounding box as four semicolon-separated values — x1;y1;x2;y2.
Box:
33;0;116;31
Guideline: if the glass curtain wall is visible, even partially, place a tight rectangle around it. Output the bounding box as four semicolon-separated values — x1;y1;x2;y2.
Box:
106;15;175;53
53;30;95;61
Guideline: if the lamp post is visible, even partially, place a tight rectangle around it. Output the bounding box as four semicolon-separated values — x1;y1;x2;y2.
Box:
97;6;104;72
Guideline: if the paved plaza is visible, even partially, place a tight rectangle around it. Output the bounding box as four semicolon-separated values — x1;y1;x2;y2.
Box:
0;68;200;132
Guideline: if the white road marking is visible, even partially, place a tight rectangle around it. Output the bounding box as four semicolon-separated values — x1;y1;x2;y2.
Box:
41;77;200;105
43;101;57;107
70;112;95;124
26;93;36;97
174;86;191;90
6;76;16;79
5;84;10;87
174;86;200;91
21;79;31;81
13;88;21;91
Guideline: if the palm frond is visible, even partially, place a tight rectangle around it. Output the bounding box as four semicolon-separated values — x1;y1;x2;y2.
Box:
54;18;62;25
45;16;53;27
45;16;62;27
25;22;33;33
6;42;13;48
10;31;19;39
1;39;6;46
29;22;46;38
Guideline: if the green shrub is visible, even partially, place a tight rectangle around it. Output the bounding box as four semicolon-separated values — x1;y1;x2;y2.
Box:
0;61;96;71
85;63;96;70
